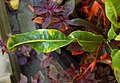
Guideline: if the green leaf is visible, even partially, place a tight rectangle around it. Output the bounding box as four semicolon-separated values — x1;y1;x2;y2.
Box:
115;35;120;41
105;0;120;27
7;29;73;53
108;24;117;40
111;49;120;83
112;50;120;83
111;49;119;58
114;69;120;83
112;50;120;70
69;31;103;52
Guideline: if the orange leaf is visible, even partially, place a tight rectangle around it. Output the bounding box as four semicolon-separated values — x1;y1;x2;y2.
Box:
80;6;94;21
33;17;43;24
52;19;58;23
60;23;67;32
100;54;111;60
91;0;105;16
74;60;96;82
72;51;84;55
91;1;101;16
97;60;111;64
96;54;112;64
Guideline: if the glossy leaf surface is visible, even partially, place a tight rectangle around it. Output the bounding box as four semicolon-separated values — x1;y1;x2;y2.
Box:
105;0;120;27
112;50;120;83
111;49;119;58
112;50;120;70
108;25;117;40
7;29;73;53
115;34;120;41
69;31;103;52
114;69;120;83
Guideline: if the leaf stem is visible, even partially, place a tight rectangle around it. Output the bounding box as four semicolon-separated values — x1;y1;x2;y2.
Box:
106;41;112;51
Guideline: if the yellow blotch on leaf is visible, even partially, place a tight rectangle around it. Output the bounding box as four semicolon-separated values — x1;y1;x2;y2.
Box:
10;0;19;10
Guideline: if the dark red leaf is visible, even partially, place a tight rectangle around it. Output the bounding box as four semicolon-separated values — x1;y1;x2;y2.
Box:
74;60;97;82
42;15;52;28
48;65;58;81
67;42;83;52
40;57;53;68
63;0;75;18
2;49;5;55
50;18;68;31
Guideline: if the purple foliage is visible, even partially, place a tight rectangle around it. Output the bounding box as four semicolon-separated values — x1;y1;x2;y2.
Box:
34;1;63;28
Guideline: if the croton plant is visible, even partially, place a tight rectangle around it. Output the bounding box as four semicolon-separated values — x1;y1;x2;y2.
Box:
5;0;120;82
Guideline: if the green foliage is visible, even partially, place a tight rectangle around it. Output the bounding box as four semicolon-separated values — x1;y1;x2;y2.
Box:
114;69;120;83
105;0;120;82
69;31;103;52
111;50;120;70
115;34;120;41
6;0;120;82
112;49;120;83
7;29;103;53
7;29;73;53
105;0;120;27
108;24;117;40
111;49;119;58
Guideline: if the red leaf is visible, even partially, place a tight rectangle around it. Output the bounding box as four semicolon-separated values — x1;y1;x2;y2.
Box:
66;63;75;74
80;0;105;21
80;6;94;21
96;54;112;64
91;0;105;16
91;1;101;16
65;63;80;79
74;60;96;82
72;51;84;55
100;54;111;60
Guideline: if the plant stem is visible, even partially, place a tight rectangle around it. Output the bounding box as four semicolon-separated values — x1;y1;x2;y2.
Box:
106;41;112;51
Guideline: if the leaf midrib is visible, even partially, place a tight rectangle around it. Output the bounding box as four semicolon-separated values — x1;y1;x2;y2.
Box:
107;0;117;19
8;39;73;50
78;40;101;43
